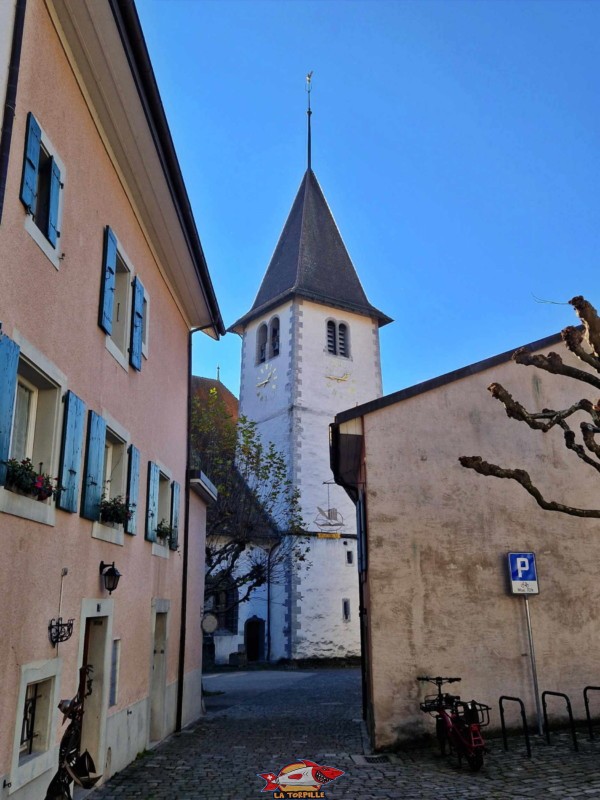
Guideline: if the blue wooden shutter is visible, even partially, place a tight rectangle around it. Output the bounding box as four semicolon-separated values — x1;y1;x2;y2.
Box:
80;411;106;521
99;226;117;334
47;157;61;247
129;277;144;370
20;112;41;213
169;480;181;551
125;444;140;535
146;461;159;542
57;391;86;512
0;334;20;486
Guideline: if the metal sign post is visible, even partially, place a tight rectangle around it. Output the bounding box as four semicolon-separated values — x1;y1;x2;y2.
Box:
508;552;543;735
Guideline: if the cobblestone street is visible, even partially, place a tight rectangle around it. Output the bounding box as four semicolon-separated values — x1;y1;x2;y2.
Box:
90;668;600;799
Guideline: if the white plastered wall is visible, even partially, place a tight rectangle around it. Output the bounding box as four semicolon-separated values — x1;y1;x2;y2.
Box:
239;298;383;659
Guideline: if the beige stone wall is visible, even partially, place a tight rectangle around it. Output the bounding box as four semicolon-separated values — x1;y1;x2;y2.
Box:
361;341;600;749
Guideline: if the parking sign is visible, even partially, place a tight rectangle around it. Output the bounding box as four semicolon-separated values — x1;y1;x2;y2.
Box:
508;552;539;594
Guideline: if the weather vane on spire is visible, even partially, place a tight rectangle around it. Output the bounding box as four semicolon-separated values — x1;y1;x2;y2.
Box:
306;71;313;171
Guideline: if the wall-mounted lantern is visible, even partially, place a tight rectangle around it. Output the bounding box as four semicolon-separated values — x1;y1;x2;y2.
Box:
99;561;121;595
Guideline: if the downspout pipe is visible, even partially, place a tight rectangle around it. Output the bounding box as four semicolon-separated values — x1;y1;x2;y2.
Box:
0;0;27;226
176;326;198;731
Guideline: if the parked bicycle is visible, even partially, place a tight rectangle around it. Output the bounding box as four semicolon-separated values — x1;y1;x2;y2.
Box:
417;675;490;771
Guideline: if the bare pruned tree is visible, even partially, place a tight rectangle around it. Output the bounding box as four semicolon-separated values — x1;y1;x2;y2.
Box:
460;296;600;518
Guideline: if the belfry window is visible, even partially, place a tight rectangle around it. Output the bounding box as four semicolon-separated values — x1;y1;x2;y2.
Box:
270;317;280;358
338;323;348;357
257;324;267;364
327;321;336;354
326;320;350;358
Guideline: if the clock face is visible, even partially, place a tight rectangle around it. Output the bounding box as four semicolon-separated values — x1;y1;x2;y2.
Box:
256;364;277;399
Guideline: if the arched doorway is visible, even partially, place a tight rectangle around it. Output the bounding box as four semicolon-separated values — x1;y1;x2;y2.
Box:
244;616;265;662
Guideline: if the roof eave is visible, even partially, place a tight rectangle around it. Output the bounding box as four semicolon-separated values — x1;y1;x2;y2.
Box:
110;0;225;337
229;289;392;334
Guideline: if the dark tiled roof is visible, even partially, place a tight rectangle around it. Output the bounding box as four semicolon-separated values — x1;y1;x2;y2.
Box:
230;170;392;331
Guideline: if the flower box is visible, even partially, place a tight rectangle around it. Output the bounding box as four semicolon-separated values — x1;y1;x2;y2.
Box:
99;495;134;526
4;458;60;502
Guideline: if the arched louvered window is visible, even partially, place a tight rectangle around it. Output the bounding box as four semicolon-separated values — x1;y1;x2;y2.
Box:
257;324;267;364
327;320;337;354
270;317;280;358
338;323;348;357
326;320;350;358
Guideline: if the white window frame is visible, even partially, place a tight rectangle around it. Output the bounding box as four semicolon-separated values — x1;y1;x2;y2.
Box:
103;237;149;370
103;428;126;501
105;244;132;370
152;461;173;559
23;122;65;270
0;332;66;527
10;659;62;793
10;375;38;462
92;412;130;547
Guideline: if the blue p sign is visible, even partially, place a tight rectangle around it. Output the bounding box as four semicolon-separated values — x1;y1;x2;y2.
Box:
508;552;539;594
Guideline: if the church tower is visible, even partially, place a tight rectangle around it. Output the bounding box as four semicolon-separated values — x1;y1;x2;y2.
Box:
231;88;392;659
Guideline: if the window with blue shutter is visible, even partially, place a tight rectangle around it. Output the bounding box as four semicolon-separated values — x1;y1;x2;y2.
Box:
99;226;117;334
0;334;20;486
146;461;159;542
129;276;144;371
20;112;41;213
125;444;140;535
47;158;61;247
80;411;106;521
57;391;86;512
170;481;180;551
20;112;64;254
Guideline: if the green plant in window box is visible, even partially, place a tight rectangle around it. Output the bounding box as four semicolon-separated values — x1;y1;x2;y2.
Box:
155;519;172;542
4;458;61;501
99;495;134;526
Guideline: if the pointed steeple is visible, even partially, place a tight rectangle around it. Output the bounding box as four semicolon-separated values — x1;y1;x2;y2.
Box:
230;169;392;332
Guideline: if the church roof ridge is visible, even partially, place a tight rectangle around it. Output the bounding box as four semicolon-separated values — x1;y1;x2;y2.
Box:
229;169;392;332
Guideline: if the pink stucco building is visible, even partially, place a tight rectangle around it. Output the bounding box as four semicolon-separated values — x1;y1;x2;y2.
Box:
0;1;223;797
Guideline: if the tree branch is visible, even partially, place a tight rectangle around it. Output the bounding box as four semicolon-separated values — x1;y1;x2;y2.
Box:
570;295;600;360
581;422;600;458
489;383;593;431
562;325;600;373
459;456;600;517
512;348;600;391
560;422;600;473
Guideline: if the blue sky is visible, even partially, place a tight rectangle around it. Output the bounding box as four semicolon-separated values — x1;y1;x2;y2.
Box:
136;0;600;398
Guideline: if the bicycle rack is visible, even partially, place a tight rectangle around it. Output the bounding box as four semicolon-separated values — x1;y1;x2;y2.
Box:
498;696;531;758
541;691;578;751
583;686;600;741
